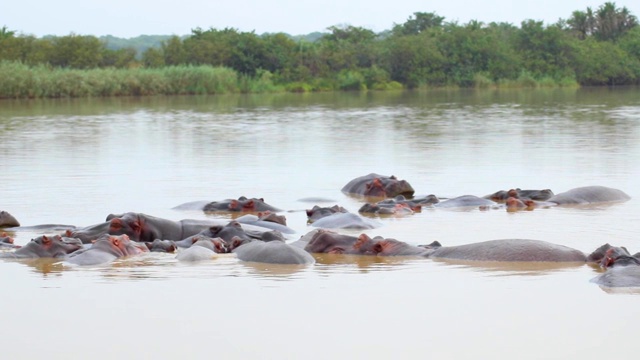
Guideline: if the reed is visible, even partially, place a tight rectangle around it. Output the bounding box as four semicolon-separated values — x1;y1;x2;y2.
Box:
0;62;242;98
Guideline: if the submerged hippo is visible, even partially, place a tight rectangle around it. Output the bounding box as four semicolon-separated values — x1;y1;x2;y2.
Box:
233;240;315;265
1;233;18;249
484;188;554;202
435;195;497;209
145;239;178;253
309;212;381;230
234;214;295;234
173;196;281;213
69;213;276;244
358;195;435;216
306;205;349;223
0;235;83;259
175;237;227;261
0;211;20;228
66;234;148;266
303;230;429;256
341;173;415;198
591;248;640;288
427;239;625;263
547;186;630;205
194;221;284;251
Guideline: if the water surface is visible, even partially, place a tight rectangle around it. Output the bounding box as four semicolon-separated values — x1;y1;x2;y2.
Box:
1;88;639;359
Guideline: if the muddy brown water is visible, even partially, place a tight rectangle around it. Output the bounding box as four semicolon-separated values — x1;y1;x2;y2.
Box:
1;88;639;359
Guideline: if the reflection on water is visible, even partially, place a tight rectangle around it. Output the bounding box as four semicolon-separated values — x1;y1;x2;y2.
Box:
431;257;588;276
1;87;640;359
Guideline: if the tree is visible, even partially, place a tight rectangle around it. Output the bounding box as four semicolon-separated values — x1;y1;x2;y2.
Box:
49;34;104;68
392;12;445;36
566;2;638;41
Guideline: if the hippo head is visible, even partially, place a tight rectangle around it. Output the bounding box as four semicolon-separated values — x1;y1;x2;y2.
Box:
145;239;177;253
1;232;14;244
96;234;147;257
257;211;287;226
30;235;83;257
370;237;432;256
364;178;388;197
383;176;415;198
599;247;640;269
587;243;630;263
306;205;347;222
109;215;143;240
304;230;367;255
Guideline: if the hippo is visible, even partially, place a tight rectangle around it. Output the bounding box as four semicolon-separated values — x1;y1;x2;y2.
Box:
234;214;295;234
363;234;434;256
175;237;227;262
256;211;287;226
484;188;554;202
358;194;440;215
173;196;281;213
435;195;497;209
427;239;624;263
304;230;373;255
194;221;285;251
0;235;83;259
341;173;415;198
306;205;349;223
309;212;381;230
66;234;148;265
1;233;19;249
303;230;427;256
233;240;315;265
591;249;640;288
547;186;630;205
358;195;435;216
503;197;557;212
359;202;417;216
0;211;20;228
145;239;178;253
69;213;276;244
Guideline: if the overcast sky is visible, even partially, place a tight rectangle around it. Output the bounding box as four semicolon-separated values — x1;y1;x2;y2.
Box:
3;0;639;38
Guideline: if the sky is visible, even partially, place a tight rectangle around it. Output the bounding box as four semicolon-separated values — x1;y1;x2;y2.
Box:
3;0;640;38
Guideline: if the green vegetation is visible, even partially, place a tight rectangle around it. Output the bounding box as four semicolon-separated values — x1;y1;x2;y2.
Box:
0;2;638;98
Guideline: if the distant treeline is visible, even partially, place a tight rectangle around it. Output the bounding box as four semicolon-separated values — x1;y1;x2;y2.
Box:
0;2;639;98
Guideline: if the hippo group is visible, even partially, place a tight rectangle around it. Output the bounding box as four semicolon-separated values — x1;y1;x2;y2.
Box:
1;173;634;289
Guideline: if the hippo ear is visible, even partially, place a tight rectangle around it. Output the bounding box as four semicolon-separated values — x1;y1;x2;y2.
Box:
42;235;51;244
112;237;120;247
354;234;371;250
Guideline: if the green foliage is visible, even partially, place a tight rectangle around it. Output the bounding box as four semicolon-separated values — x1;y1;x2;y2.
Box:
48;34;104;69
392;12;445;36
1;2;639;98
566;2;638;41
570;37;640;85
336;69;367;91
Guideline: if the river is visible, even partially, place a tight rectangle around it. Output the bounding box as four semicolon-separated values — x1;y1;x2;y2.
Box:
1;88;639;359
